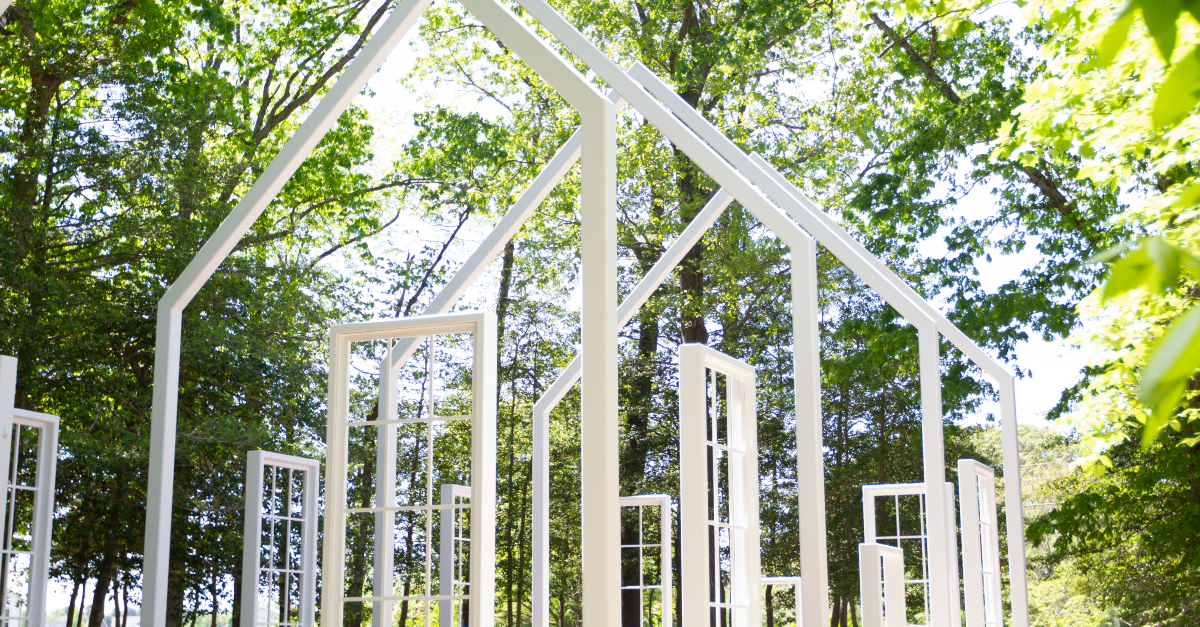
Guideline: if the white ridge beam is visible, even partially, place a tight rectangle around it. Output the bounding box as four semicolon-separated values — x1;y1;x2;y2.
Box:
627;60;1011;383
532;187;733;627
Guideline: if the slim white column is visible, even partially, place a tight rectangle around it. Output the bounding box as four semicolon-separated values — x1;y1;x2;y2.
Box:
999;379;1029;627
0;355;16;547
791;238;828;627
918;324;952;627
579;99;619;627
374;349;398;626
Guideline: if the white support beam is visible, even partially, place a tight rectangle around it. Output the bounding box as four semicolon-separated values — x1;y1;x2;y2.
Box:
578;97;620;627
0;354;15;553
918;323;953;627
532;188;732;627
791;238;829;627
374;349;398;627
999;379;1029;626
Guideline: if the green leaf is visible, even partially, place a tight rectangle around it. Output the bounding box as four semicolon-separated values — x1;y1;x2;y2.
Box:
1140;305;1200;448
1139;0;1183;61
1099;237;1199;300
1152;45;1200;128
1095;10;1136;67
1172;181;1200;209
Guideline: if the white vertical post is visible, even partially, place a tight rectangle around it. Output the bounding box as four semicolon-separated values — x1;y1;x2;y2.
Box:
579;98;619;627
678;348;706;627
471;315;498;627
374;348;398;627
859;543;905;627
660;496;673;627
0;355;14;552
791;237;828;627
918;324;952;627
999;380;1029;627
241;452;265;627
945;482;961;627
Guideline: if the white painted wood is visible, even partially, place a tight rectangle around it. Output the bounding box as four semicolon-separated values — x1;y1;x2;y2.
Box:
860;543;906;627
579;99;620;627
679;344;759;627
242;451;319;627
618;494;673;627
958;460;1002;627
999;380;1029;626
0;354;15;564
791;236;829;627
322;312;496;627
918;324;954;627
374;350;397;627
862;481;959;627
440;484;472;627
8;408;59;627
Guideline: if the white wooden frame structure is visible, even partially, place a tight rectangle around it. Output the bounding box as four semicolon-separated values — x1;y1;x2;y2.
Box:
135;1;1032;626
618;494;672;627
862;482;962;627
323;312;496;627
679;344;759;627
241;451;319;627
0;356;58;627
859;543;906;627
958;460;1002;627
759;576;802;623
439;483;472;627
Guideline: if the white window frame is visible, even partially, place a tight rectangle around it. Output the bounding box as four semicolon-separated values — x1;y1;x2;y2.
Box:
439;483;472;627
678;344;759;627
618;494;673;627
862;482;961;627
958;460;1001;627
322;312;496;627
859;542;906;627
0;407;58;627
759;576;800;624
241;451;319;627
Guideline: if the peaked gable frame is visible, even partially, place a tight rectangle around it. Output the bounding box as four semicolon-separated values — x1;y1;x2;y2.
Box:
136;1;1032;627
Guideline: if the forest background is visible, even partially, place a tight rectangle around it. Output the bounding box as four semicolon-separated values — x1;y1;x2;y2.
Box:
1;0;1197;625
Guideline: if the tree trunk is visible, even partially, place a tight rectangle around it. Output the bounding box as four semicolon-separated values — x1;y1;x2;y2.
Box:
66;579;81;627
765;585;774;627
87;549;115;627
